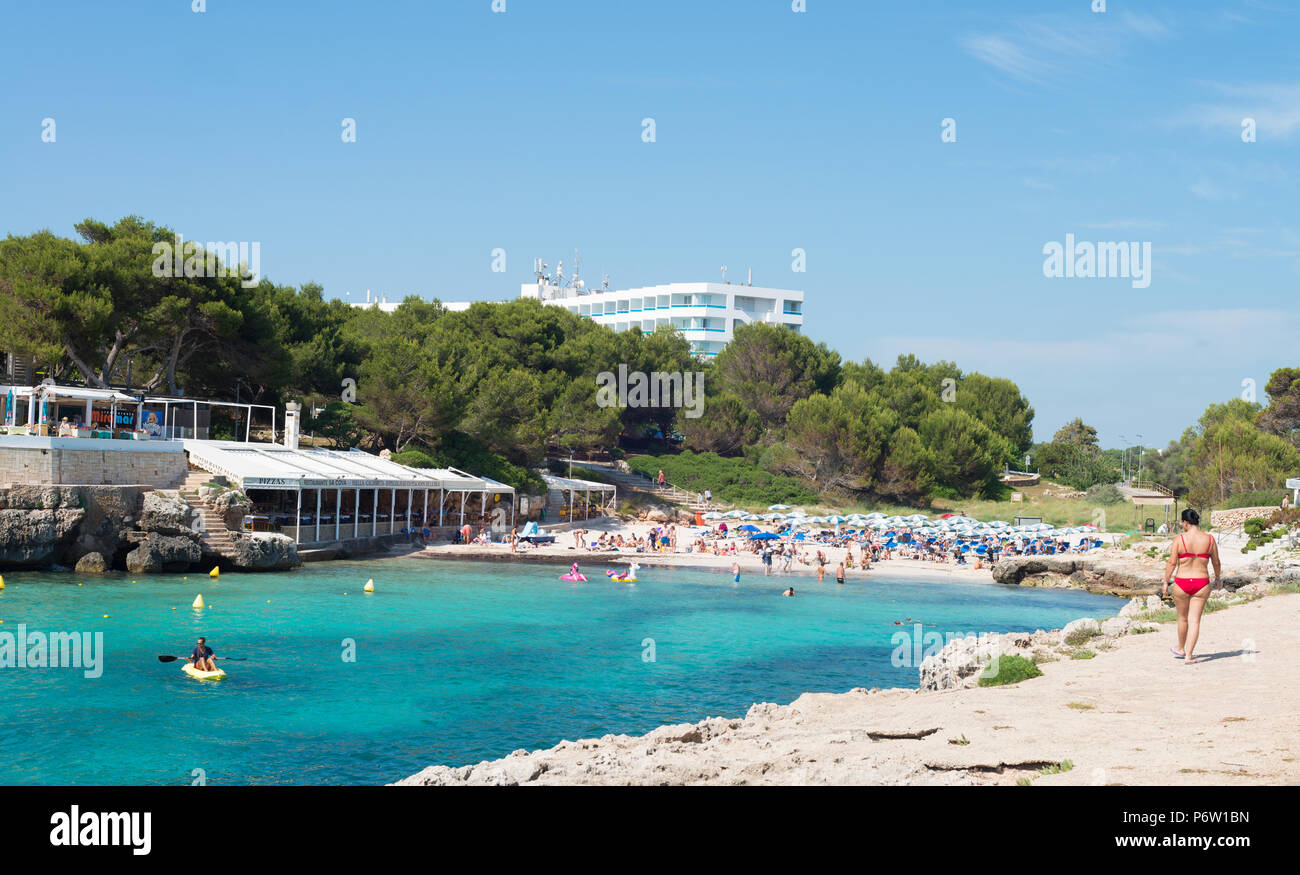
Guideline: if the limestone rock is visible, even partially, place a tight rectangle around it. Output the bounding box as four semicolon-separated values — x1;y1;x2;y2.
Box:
138;492;194;536
0;507;86;568
1100;616;1131;637
1118;596;1146;618
990;556;1081;585
1061;617;1102;643
223;533;300;570
212;489;254;531
74;551;108;574
125;532;201;573
920;633;1021;691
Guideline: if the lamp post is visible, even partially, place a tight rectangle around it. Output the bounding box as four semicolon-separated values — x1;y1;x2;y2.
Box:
1118;434;1129;482
1136;434;1144;487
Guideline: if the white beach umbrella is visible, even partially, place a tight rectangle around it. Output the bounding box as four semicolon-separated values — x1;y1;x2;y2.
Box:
703;512;723;520
768;504;791;511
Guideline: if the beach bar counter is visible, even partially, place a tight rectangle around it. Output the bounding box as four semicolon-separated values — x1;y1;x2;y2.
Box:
182;440;513;546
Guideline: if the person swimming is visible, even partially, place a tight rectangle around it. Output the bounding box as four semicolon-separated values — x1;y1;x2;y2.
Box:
731;560;740;583
782;587;795;597
1162;508;1221;664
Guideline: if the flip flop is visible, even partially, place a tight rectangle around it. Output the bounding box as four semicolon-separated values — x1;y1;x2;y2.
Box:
1170;647;1185;659
1184;656;1201;665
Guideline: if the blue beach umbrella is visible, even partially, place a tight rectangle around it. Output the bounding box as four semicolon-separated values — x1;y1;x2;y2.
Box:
749;532;781;541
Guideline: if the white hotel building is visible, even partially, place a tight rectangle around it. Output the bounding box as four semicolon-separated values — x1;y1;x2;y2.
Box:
521;277;804;357
353;275;805;358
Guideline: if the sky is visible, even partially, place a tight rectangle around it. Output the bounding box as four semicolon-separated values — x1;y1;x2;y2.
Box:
1;0;1297;448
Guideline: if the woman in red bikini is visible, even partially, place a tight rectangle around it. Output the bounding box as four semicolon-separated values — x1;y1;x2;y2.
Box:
1161;509;1221;664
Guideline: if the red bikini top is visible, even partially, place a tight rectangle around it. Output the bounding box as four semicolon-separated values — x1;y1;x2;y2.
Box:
1176;535;1211;559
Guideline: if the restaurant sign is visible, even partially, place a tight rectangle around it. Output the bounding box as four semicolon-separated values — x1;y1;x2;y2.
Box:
243;476;421;489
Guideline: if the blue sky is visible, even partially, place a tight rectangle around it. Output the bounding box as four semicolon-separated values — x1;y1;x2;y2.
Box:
1;0;1296;447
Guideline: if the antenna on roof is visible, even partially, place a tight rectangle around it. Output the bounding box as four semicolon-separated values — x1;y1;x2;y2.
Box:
721;265;728;283
747;267;752;286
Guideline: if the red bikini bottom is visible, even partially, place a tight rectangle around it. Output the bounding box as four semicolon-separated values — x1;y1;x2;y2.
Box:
1174;577;1209;595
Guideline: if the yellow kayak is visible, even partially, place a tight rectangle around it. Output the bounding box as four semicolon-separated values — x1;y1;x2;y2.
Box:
182;662;227;681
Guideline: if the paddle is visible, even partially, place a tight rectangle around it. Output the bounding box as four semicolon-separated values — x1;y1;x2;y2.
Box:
157;655;248;662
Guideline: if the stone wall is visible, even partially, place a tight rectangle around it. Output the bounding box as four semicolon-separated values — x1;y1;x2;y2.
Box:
0;440;187;488
1210;507;1279;530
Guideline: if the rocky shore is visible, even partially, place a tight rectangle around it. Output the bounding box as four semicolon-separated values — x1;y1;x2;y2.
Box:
0;485;298;573
396;577;1299;786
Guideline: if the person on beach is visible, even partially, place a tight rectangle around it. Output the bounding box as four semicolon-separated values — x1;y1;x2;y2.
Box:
1161;509;1221;664
1283;494;1291;510
509;527;518;553
835;561;845;584
762;547;773;576
816;562;825;582
188;636;218;672
731;559;741;584
657;470;666;490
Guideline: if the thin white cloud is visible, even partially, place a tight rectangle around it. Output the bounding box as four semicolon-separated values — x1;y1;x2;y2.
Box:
961;11;1169;83
1175;81;1300;139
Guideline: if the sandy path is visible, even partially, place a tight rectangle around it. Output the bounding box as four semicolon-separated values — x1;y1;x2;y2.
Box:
397;592;1300;786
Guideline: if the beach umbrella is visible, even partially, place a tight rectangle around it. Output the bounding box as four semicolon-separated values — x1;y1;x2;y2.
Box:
703;512;723;520
768;504;791;511
738;524;761;532
827;515;845;524
749;532;780;541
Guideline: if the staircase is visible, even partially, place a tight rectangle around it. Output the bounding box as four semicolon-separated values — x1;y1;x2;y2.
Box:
577;460;715;511
177;468;238;555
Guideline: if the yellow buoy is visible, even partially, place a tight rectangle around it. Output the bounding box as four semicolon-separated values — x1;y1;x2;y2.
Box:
192;594;205;609
363;578;375;593
0;575;5;590
209;566;219;579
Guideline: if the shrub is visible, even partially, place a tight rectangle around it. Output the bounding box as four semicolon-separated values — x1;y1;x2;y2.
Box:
1085;482;1125;505
1267;508;1300;527
978;654;1043;687
1221;490;1290;510
1064;627;1101;646
1243;518;1267;537
626;450;818;506
391;449;438;469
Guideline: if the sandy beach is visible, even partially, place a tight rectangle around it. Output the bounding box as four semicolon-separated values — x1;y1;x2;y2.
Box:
398;587;1300;786
415;516;1010;584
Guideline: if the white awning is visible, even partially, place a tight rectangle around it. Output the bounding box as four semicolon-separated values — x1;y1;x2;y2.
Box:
23;384;138;402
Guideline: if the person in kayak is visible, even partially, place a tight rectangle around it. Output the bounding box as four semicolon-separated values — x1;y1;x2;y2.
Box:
189;637;218;672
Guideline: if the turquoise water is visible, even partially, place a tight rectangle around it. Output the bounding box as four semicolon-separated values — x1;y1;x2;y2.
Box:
0;558;1122;785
